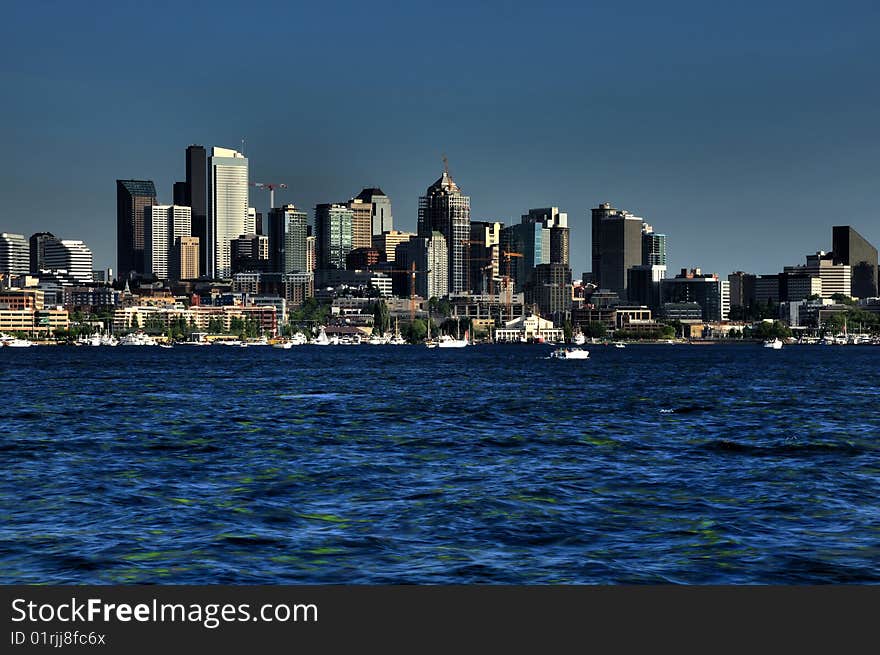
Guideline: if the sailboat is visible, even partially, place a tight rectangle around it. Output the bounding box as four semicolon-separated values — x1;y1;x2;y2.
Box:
437;317;468;348
388;318;406;345
425;314;437;348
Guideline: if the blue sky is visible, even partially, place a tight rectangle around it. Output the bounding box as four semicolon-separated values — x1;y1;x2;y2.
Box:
2;0;878;276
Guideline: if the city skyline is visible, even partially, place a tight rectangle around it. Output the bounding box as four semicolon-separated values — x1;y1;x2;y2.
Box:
2;2;878;278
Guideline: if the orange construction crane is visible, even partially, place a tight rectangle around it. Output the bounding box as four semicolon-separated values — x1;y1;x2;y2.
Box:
380;261;430;322
459;239;487;296
250;182;288;210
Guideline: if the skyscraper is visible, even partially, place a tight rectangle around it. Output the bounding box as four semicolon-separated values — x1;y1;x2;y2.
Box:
116;179;157;280
170;236;199;281
394;232;448;300
268;204;309;273
207;147;248;279
44;240;94;283
500;221;549;292
832;225;878;299
0;233;29;277
641;224;667;267
314;203;354;270
468;221;502;294
418;164;470;295
185;145;208;277
29;232;56;274
144;205;192;279
347;197;374;250
522;207;569;265
591;202;644;299
354;187;393;236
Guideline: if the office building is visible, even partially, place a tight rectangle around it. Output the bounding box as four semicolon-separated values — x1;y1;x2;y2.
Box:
347;197;374;250
805;252;851;298
315;203;354;270
346;247;382;271
591;202;644;298
373;230;416;263
753;274;781;304
207;147;249;279
468;221;502;294
418;164;470;294
832;225;878;298
642;224;667;267
531;262;572;321
522;207;569;265
626;264;665;311
354;188;393;236
183;145;208;276
43;239;94;283
145;205;192;279
231;234;269;273
728;271;756;307
306;234;316;273
116;179;157;279
394;232;448;300
500;221;549;292
267;204;309;274
660;268;729;321
170;236;199;281
29;232;56;275
0;233;29;278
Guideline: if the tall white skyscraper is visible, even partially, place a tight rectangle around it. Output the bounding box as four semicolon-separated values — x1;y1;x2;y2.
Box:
207;147;249;278
145;205;192;279
43;239;94;283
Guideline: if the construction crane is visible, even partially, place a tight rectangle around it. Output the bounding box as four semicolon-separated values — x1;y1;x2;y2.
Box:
380;261;430;322
250;182;288;210
501;250;523;322
459;239;488;297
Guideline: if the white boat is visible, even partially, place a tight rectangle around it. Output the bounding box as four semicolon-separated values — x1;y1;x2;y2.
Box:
118;332;158;346
550;347;590;360
1;336;34;348
246;336;270;346
388;334;407;345
312;327;332;346
159;343;173;349
614;342;626;349
763;338;783;349
437;334;468;348
573;332;586;346
273;341;293;349
368;334;388;345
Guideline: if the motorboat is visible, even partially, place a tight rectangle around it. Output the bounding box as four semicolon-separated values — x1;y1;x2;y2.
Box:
763;338;783;350
613;342;626;349
118;332;158;346
1;335;34;348
550;347;590;360
437;334;468;348
273;341;293;349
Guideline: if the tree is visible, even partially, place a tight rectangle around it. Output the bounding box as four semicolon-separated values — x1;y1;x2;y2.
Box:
406;319;427;343
563;319;573;343
584;321;606;338
373;299;391;336
831;293;856;306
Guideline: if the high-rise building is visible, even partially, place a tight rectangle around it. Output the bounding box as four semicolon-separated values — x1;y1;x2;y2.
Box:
418;165;470;295
727;271;757;307
116;179;157;280
500;222;549;292
246;207;257;236
0;233;29;278
468;221;502;294
805;251;851;298
373;230;416;263
347;197;374;250
832;225;878;298
627;265;666;311
230;234;269;273
315;203;353;270
641;224;667;267
145;205;192;279
522;208;569;265
172;181;188;206
346;247;382;271
394;232;448;300
267;204;309;273
170;236;199;281
44;239;94;283
183;145;208;277
531;262;572;321
29;232;56;275
354;187;393;236
306;234;316;273
207;147;248;279
591;202;644;299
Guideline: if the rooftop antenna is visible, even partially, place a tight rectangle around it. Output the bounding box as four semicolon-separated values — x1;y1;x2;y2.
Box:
442;153;449;176
241;137;246;156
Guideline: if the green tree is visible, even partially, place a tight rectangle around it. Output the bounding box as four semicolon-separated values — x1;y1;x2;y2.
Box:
406;319;427;343
563;319;573;343
373;299;391;336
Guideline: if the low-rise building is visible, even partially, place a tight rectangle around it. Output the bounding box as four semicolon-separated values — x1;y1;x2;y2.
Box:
494;313;564;343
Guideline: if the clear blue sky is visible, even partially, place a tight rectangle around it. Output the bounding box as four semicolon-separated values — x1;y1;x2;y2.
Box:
2;0;878;277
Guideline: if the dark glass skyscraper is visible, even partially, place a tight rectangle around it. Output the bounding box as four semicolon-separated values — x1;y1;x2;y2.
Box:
832;225;878;298
116;179;157;280
591;202;643;298
185;145;208;278
418;166;470;295
29;231;56;274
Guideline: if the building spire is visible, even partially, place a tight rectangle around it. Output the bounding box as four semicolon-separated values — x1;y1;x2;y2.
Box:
442;153;449;177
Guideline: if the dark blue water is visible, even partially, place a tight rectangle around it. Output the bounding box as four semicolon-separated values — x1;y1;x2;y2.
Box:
1;344;878;584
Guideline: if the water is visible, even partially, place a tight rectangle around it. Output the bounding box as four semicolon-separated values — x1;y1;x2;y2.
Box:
1;343;878;584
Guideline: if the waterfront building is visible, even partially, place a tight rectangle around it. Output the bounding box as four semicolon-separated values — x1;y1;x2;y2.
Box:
0;233;29;278
207;147;249;279
62;286;121;311
315;203;354;270
145;205;192;280
267;204;309;274
660;302;704;322
494;313;564;343
373;230;416;263
418;164;470;294
660;268;729;321
353;188;393;236
116;179;157;280
43;239;94;283
394;232;448;300
347;197;374;250
28;232;56;275
832;225;878;298
171;236;199;280
0;288;44;311
590;202;643;299
500;221;549;292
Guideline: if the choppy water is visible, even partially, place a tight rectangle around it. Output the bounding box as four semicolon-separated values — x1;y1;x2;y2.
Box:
1;343;878;584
